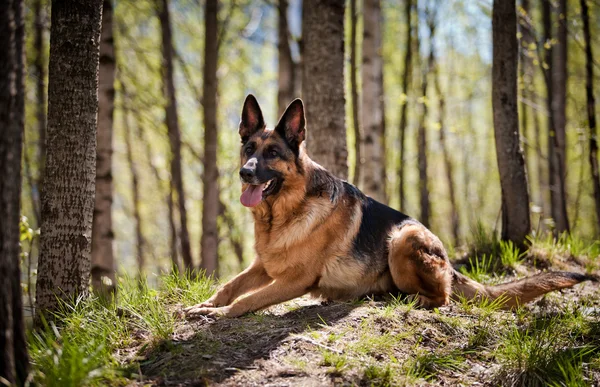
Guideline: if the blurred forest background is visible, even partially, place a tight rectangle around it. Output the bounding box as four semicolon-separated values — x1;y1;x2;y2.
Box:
17;0;600;288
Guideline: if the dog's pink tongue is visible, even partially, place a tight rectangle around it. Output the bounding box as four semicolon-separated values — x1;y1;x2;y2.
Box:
240;184;265;207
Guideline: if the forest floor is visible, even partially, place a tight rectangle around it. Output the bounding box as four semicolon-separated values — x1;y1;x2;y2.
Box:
28;232;600;386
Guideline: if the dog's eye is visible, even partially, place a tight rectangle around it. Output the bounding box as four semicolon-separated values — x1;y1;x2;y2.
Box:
269;149;278;157
245;147;253;156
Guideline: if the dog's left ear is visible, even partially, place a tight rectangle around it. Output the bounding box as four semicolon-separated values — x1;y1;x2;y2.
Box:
275;99;306;148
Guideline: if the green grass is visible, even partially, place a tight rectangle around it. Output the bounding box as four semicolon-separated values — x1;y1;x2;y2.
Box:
24;231;599;386
28;272;215;386
499;240;526;270
405;349;465;381
495;315;596;386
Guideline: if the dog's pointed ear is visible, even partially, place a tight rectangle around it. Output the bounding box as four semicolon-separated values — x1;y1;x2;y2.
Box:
275;99;306;148
239;94;265;141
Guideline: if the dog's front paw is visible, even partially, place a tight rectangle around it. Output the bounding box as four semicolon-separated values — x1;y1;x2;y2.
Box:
185;305;244;319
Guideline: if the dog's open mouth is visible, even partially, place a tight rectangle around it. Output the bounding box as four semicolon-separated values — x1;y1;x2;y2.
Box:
240;178;278;207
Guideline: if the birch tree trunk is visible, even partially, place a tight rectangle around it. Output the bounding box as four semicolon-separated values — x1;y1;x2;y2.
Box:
416;9;434;229
277;0;294;117
158;0;194;270
302;0;348;179
33;0;46;226
580;0;600;234
35;0;102;320
361;0;386;203
350;0;361;186
550;0;569;233
398;0;413;211
91;0;116;298
0;0;29;382
200;0;220;277
492;0;531;246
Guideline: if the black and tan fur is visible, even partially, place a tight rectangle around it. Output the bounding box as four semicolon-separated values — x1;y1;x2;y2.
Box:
185;95;595;318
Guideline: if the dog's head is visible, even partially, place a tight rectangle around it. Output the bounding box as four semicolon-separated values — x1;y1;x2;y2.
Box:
238;94;306;207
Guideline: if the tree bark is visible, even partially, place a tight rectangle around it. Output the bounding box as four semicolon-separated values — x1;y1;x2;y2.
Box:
350;0;361;186
0;0;29;382
492;0;531;246
277;0;295;117
361;0;386;203
398;0;413;211
158;0;193;270
416;9;434;229
32;0;46;227
542;0;569;234
518;0;533;201
550;0;569;234
200;0;220;277
433;63;459;246
35;0;102;320
302;0;348;179
91;0;116;299
581;0;600;234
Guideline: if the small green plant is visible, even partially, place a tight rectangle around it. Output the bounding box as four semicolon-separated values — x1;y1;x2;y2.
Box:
469;221;500;257
460;254;494;283
320;350;347;373
362;364;393;387
499;240;525;270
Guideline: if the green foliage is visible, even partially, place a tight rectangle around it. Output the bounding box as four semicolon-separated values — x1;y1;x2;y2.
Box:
28;272;214;385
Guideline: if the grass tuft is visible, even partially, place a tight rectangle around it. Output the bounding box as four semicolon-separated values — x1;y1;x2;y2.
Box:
495;316;595;386
28;271;214;386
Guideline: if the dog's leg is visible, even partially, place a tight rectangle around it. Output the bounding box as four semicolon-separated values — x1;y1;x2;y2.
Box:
185;259;272;311
387;223;453;308
186;275;315;318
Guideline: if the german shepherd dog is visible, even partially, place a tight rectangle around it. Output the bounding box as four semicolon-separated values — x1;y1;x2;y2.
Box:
185;95;595;318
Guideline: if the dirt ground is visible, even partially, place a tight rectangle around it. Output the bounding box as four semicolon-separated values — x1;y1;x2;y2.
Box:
120;266;600;387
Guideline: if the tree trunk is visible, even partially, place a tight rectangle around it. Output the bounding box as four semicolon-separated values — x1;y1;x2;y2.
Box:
0;0;29;382
581;0;600;234
416;9;434;229
91;0;116;299
200;0;220;278
492;0;531;246
398;0;413;211
433;63;459;246
302;0;348;179
277;0;294;116
542;0;569;234
550;0;569;234
158;0;193;270
518;0;533;203
35;0;102;320
361;0;386;203
122;93;144;276
32;0;46;227
350;0;361;186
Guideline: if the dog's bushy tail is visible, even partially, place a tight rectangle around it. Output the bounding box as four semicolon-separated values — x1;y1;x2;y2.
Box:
452;270;597;308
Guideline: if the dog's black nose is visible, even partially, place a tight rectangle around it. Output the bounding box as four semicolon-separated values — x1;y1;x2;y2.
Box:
240;167;255;180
